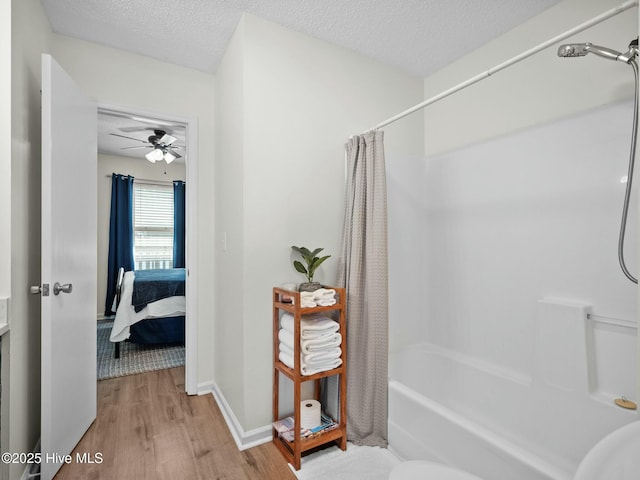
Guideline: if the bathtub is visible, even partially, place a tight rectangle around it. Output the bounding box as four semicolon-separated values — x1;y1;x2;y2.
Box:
388;343;637;480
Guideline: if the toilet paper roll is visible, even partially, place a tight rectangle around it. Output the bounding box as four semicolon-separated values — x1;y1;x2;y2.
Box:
300;399;321;430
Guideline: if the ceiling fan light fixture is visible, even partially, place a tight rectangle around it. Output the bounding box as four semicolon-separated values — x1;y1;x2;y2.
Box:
146;148;164;163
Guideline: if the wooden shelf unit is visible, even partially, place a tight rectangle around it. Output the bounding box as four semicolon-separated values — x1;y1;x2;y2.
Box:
272;286;347;470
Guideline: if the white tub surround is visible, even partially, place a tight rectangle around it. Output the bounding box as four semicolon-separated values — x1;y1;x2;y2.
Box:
389;318;637;480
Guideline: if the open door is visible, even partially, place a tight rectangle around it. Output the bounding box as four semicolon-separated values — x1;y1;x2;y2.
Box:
38;54;97;480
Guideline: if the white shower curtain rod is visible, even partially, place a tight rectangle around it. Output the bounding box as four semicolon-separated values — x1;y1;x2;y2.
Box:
104;174;178;187
365;0;638;133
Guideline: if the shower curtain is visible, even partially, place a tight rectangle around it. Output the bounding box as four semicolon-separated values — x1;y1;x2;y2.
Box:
337;130;389;447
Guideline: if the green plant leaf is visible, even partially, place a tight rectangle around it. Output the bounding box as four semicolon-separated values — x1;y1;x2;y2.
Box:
293;260;308;275
308;255;330;276
292;246;313;263
292;246;330;282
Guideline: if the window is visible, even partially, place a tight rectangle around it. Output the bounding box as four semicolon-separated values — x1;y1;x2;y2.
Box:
133;182;174;270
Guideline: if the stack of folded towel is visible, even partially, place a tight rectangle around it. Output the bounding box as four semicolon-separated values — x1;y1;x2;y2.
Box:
278;312;342;375
299;288;337;308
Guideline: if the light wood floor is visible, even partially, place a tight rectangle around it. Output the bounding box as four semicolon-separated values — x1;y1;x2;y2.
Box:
55;367;296;479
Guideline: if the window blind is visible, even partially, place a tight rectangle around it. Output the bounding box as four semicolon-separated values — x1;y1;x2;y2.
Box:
133;182;174;270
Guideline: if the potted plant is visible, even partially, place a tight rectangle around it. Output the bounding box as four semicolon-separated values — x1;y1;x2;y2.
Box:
291;246;330;292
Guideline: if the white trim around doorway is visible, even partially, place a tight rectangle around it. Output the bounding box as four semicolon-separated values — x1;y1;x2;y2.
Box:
98;102;199;395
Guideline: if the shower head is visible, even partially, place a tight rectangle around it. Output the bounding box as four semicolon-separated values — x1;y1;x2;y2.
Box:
557;39;638;63
557;43;590;58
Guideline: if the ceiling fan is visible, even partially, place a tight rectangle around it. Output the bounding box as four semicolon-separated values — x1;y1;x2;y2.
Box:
110;129;183;164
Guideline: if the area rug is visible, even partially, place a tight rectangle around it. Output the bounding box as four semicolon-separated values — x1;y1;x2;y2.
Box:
97;320;185;380
293;443;401;480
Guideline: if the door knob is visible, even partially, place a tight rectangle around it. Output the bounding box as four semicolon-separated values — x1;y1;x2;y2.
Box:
53;282;72;295
30;284;49;296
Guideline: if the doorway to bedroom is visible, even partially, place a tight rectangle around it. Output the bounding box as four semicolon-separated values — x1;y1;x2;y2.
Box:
95;106;196;388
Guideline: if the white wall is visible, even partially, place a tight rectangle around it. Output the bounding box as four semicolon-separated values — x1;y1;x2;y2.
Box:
389;0;637;353
9;1;53;479
423;0;637;156
214;18;247;424
426;102;636;375
388;0;638;373
97;154;186;317
50;35;216;386
215;13;424;432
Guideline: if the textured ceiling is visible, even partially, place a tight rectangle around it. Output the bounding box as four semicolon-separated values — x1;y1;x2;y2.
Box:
43;0;561;161
40;0;560;77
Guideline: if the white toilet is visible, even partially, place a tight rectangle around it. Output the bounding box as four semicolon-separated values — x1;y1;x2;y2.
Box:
389;460;483;480
573;420;640;480
389;421;640;480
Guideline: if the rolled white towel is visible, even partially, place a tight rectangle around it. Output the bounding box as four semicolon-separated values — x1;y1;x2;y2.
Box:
280;313;292;332
279;342;294;358
279;350;295;370
280;313;339;338
280;313;297;333
303;348;341;365
316;297;336;306
313;288;336;299
301;333;342;354
278;328;295;349
300;317;339;339
301;358;343;376
280;349;343;375
281;344;340;365
300;291;316;308
313;288;336;306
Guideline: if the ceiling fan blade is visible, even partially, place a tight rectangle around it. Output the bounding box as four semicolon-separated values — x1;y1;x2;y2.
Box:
109;132;148;143
159;133;177;145
170;151;182;159
120;146;152;150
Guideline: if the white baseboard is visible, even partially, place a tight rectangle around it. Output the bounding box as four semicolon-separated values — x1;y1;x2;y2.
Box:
208;382;272;451
197;380;215;395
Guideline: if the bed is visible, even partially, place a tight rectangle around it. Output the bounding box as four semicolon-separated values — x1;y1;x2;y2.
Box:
110;267;186;358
